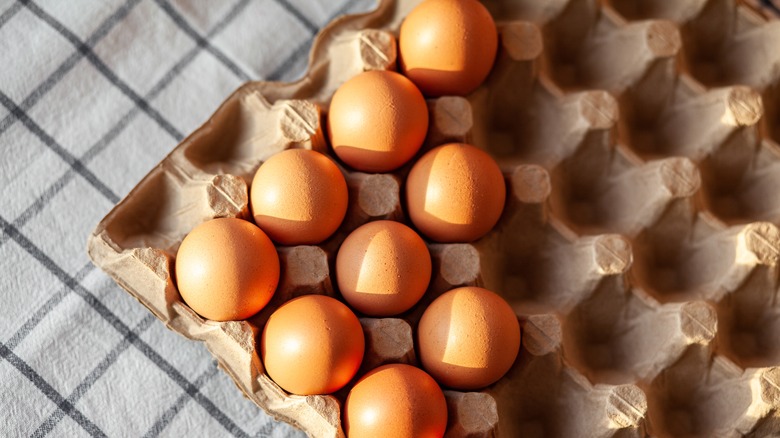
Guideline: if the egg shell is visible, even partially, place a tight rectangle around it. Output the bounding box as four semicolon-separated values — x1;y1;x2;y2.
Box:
418;286;521;390
174;217;279;322
399;0;498;96
327;70;429;172
261;294;364;395
250;149;348;245
336;220;432;316
406;143;506;243
344;364;447;438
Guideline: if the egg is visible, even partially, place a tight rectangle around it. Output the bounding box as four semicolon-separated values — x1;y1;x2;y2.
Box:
328;70;429;172
399;0;498;96
250;149;348;245
336;220;432;316
175;217;279;321
406;143;506;242
344;363;447;438
261;295;364;395
418;286;520;390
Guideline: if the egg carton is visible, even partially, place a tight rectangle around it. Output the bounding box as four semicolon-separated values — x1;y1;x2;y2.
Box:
87;0;780;436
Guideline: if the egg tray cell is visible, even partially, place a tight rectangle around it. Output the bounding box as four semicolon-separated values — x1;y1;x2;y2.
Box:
87;0;780;436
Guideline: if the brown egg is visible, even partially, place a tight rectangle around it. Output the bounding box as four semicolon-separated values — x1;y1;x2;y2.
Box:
251;149;348;245
328;70;428;172
175;218;279;321
418;286;520;390
399;0;498;96
344;364;447;438
406;143;506;243
336;220;432;316
261;295;364;395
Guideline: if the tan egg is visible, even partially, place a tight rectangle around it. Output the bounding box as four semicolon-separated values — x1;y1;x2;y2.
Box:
399;0;498;96
261;295;364;395
336;220;432;316
406;143;506;243
175;218;279;322
250;149;348;245
344;364;447;438
328;70;428;172
417;286;521;390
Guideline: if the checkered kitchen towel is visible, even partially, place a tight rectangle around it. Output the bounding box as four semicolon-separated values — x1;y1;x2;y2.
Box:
0;0;375;436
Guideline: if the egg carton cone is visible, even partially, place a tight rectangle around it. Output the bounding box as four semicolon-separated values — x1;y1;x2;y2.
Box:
87;0;780;436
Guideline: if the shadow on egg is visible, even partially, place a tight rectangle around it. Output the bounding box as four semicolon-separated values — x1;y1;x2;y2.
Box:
417;287;521;390
405;143;506;243
252;213;345;246
331;145;417;173
400;67;478;98
335;221;432;317
420;295;489;372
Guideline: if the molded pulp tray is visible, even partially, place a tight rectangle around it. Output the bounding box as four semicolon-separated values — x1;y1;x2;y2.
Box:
88;0;780;436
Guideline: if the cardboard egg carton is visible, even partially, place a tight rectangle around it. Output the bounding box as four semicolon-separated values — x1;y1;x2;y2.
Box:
87;0;780;436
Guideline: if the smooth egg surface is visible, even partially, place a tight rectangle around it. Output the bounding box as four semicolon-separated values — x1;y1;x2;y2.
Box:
328;70;428;172
344;364;447;438
406;143;506;243
399;0;498;96
261;295;364;395
336;220;432;316
175;217;279;321
250;149;348;245
418;286;521;390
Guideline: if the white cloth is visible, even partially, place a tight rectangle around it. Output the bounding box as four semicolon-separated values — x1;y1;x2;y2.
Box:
0;0;375;436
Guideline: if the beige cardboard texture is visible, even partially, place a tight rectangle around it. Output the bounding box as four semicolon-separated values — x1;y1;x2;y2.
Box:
89;0;780;437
